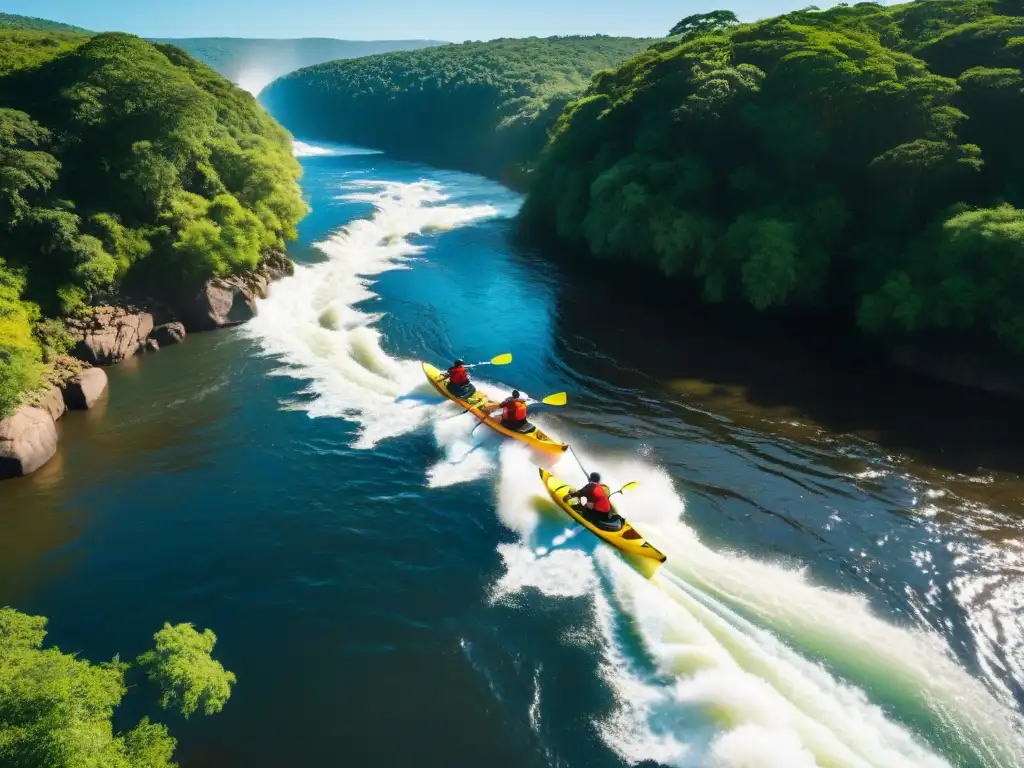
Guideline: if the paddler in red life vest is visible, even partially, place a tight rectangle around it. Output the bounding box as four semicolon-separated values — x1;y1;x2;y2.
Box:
442;359;475;399
495;389;529;431
566;472;616;522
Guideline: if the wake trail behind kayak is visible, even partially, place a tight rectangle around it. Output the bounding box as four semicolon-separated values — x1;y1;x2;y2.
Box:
492;444;1023;767
245;161;1022;767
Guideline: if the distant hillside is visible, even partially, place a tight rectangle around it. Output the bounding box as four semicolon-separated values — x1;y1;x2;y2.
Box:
262;35;653;185
0;12;90;34
149;37;447;94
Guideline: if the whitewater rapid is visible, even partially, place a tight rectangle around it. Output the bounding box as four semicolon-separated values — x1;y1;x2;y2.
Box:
244;154;1024;767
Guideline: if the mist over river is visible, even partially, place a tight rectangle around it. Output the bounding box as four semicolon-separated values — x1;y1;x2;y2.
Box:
2;140;1023;767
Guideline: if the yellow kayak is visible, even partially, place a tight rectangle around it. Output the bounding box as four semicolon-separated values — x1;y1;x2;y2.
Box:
539;468;667;565
422;362;568;454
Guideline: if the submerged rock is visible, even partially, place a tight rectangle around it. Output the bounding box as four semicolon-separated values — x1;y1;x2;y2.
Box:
67;307;154;365
61;368;109;410
0;406;58;479
151;322;186;347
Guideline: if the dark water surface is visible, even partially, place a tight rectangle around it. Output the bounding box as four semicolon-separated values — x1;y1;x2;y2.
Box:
2;143;1023;768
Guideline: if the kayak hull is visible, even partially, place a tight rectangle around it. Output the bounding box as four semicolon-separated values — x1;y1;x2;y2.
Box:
539;468;667;565
422;362;568;454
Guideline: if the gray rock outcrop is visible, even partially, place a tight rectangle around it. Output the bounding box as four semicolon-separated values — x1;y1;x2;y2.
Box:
61;367;109;410
67;307;154;365
0;406;58;479
151;322;186;346
187;250;294;330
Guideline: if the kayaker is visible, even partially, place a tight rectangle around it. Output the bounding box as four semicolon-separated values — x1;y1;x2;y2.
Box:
495;390;529;431
566;472;615;520
443;359;475;398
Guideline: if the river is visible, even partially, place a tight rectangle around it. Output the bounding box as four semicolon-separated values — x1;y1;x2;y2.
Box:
1;140;1022;767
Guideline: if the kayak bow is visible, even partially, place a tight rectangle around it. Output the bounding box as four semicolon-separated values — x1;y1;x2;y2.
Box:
539;468;667;565
422;362;569;454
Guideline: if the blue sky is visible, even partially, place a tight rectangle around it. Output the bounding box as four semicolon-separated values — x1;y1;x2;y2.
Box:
7;0;894;40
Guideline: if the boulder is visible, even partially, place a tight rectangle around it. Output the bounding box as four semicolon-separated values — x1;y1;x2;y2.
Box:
67;307;154;365
249;273;270;300
0;406;58;479
261;249;294;281
190;278;258;331
151;322;186;347
61;367;109;410
34;386;66;422
145;338;160;353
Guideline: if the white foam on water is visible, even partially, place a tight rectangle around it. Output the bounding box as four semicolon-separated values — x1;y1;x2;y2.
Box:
246;169;1023;767
488;441;1024;767
292;140;385;158
246;178;504;450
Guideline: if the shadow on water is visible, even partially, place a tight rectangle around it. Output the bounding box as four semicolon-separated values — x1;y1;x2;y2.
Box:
540;249;1024;484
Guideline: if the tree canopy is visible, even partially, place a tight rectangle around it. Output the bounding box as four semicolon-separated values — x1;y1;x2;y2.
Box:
0;13;91;35
262;36;651;186
0;607;235;768
519;0;1024;356
0;26;305;416
669;10;740;38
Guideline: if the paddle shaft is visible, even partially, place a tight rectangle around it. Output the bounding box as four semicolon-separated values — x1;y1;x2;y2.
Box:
569;445;589;480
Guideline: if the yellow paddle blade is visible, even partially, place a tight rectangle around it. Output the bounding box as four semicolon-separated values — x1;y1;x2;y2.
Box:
540;392;567;407
490;353;513;366
619;481;640;493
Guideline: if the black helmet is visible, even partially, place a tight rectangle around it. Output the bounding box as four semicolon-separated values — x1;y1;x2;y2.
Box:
589;472;601;483
512;389;520;398
454;359;464;366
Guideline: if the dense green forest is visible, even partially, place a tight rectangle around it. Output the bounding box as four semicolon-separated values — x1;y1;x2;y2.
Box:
519;1;1024;358
261;36;651;184
0;13;90;34
150;37;446;93
0;24;305;416
0;607;235;767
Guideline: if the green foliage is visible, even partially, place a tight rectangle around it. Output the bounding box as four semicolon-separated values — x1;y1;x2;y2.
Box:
0;607;234;767
520;0;1024;354
0;260;43;417
0;606;234;768
860;204;1024;347
0;13;91;35
0;28;306;411
262;36;652;182
669;10;740;39
136;623;236;719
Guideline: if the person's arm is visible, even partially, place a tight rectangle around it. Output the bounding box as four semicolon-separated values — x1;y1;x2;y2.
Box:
565;485;586;500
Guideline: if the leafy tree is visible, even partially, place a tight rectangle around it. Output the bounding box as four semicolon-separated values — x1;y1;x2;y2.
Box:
0;261;43;417
136;623;237;718
0;606;235;767
669;10;740;38
0;13;90;34
519;0;1024;357
0;26;306;411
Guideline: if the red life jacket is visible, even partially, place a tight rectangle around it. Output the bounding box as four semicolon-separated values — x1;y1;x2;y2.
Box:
448;365;469;385
584;482;611;513
502;398;527;422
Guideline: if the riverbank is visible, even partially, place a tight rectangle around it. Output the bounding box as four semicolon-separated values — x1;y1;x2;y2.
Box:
0;251;294;481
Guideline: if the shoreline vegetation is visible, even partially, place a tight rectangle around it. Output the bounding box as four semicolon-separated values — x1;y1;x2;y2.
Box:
0;17;307;479
260;35;653;187
0;607;236;768
263;1;1024;398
